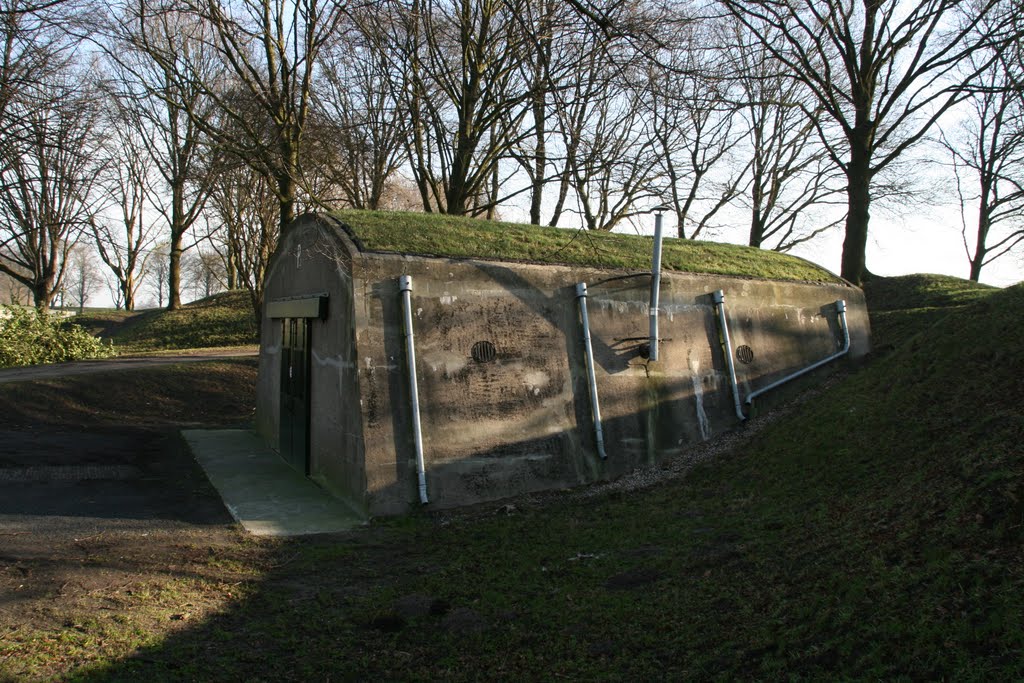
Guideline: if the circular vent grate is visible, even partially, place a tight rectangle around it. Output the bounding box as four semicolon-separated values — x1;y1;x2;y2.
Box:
736;345;754;364
471;340;497;363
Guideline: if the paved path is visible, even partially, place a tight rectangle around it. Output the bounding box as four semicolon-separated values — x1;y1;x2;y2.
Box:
0;348;258;384
184;429;363;536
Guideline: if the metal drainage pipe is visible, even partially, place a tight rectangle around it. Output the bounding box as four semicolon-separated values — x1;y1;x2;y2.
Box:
576;283;608;459
712;289;747;422
745;299;850;408
649;212;664;362
399;275;428;504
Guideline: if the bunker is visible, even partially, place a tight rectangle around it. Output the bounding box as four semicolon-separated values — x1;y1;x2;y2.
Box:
256;211;870;516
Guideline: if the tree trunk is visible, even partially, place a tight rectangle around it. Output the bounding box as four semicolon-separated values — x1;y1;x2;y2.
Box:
841;140;872;286
970;214;989;282
530;89;546;225
168;240;183;309
168;180;185;310
33;283;50;309
278;171;295;236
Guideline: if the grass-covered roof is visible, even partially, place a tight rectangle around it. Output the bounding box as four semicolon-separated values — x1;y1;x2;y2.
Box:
331;210;844;284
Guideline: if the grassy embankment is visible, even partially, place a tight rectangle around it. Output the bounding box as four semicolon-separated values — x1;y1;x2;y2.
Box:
71;290;258;355
2;273;1021;681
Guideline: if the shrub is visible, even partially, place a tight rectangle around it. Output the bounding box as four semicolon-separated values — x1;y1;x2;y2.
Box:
0;306;115;368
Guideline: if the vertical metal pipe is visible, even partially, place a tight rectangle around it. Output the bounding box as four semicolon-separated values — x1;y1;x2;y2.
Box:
712;289;747;422
649;212;664;362
576;283;608;459
399;275;428;504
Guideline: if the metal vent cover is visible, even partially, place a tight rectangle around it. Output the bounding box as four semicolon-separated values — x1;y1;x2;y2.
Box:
736;345;755;364
471;340;497;363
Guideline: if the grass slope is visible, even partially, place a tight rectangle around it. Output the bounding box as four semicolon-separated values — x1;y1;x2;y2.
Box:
333;209;843;283
72;291;257;354
41;276;1017;681
863;273;997;349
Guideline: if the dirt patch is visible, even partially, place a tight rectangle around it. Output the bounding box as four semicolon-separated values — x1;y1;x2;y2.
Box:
0;361;265;680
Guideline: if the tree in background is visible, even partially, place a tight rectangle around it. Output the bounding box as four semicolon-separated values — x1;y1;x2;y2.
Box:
145;242;170;308
940;44;1024;281
183;247;226;300
722;0;1021;285
207;155;278;323
726;19;845;251
645;18;747;240
103;1;219;310
385;0;537;215
133;0;346;234
0;71;103;307
64;244;101;312
90;88;159;311
0;271;30;305
310;8;409;211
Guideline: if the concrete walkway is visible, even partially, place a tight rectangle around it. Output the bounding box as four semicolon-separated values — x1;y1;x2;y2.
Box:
182;429;364;536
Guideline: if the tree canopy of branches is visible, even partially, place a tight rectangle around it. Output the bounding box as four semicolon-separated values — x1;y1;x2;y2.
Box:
105;1;219;309
942;46;1024;281
0;72;101;307
722;0;1021;285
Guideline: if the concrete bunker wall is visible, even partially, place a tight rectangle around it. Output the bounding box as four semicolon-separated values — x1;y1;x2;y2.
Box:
256;216;365;506
257;214;870;517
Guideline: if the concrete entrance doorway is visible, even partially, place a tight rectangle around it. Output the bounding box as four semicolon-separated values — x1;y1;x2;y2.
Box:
279;317;311;474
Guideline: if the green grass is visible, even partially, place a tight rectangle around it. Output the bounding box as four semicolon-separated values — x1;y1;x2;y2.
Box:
333;210;844;283
35;274;1019;680
863;274;998;349
6;272;1019;680
72;291;257;354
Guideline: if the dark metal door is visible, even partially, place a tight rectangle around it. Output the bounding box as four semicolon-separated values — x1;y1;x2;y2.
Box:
279;317;311;474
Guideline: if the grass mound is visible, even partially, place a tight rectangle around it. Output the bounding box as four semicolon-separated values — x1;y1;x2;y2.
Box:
314;284;1021;679
74;291;257;354
333;210;844;283
10;275;1021;680
863;274;998;348
72;280;1020;681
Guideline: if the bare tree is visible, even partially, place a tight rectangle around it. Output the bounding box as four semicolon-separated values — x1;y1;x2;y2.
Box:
64;243;100;312
145;241;169;308
113;0;344;234
644;22;748;241
552;33;660;231
102;2;220;309
505;0;587;225
940;46;1024;281
387;0;536;215
0;0;72;126
725;20;845;251
206;155;278;323
90;88;159;311
0;72;102;307
310;9;409;210
0;270;30;304
183;247;226;300
723;0;1021;284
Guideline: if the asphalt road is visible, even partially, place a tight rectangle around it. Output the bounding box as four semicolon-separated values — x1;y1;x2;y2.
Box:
0;349;258;384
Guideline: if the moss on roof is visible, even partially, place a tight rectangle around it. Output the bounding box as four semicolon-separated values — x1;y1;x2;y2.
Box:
331;210;844;284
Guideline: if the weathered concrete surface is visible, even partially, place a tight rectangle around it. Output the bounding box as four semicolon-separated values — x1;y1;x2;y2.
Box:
256;218;364;506
257;214;870;516
184;429;362;536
